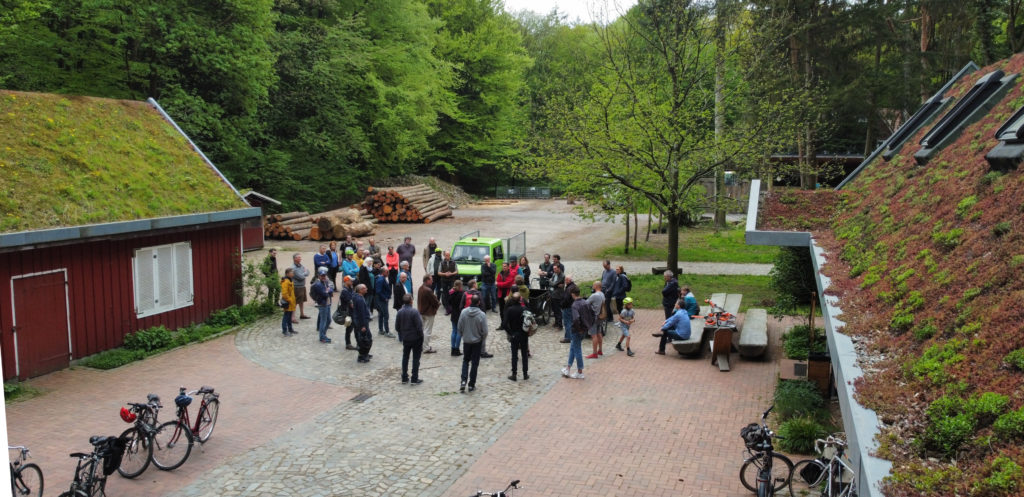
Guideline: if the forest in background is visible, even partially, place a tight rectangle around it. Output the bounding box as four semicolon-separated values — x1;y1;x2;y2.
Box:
2;0;1023;214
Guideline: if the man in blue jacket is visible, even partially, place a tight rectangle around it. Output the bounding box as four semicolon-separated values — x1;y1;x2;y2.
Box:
655;299;692;355
374;269;393;337
352;284;373;363
310;267;334;344
661;270;680;319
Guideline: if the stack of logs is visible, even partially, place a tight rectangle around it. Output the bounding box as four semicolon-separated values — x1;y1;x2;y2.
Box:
264;208;377;241
363;184;452;223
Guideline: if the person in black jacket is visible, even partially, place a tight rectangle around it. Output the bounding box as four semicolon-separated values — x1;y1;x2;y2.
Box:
448;280;467;356
395;293;424;384
480;255;497;312
352;284;373;363
504;292;528;381
559;275;578;343
661;270;680;319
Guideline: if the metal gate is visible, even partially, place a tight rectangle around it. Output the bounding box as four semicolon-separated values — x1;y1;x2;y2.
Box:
496;186;552;199
506;231;526;262
11;270;72;379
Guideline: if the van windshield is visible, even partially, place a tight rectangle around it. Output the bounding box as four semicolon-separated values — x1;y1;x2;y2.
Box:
452;245;489;264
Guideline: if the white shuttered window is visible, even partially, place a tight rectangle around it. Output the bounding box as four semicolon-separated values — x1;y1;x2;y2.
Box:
133;242;194;317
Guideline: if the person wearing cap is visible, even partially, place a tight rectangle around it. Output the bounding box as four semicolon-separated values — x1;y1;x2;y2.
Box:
310;267;335;343
342;248;359;281
385;245;400;286
396;236;416;269
615;297;636;356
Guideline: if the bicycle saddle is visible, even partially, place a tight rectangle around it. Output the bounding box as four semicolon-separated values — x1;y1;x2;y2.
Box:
147;393;161;404
198;386;215;394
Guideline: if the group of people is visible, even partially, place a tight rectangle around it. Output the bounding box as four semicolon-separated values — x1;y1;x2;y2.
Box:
265;240;701;390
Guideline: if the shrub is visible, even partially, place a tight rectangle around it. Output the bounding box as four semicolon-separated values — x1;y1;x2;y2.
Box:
933;228;965;250
956;195;978;219
972;456;1023;496
782;325;827;360
776;417;828;454
922;412;975;458
123;326;172;352
80;348;146;370
993;221;1012;238
993;407;1024;440
909;339;967;383
1005;349;1024;370
775;379;825;419
980;171;1004;186
913;322;938;341
207;306;244;327
768;247;816;314
972;392;1011;427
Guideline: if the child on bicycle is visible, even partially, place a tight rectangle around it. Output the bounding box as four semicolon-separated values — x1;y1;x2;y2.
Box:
614;297;635;356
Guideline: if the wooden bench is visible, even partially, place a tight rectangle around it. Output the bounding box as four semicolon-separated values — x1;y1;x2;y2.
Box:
671;305;709;355
709;327;733;371
738;308;768;358
723;293;742;315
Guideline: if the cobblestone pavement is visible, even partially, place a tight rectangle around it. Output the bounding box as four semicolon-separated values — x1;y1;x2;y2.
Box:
167;307;575;497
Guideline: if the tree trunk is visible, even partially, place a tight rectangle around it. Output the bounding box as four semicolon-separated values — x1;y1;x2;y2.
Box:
646;204;653;241
633;202;639;250
920;1;934;103
666;211;680;272
713;0;727;229
624;211;630;254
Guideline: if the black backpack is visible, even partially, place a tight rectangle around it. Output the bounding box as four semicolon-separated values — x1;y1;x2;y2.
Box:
102;436;128;476
622;275;632;293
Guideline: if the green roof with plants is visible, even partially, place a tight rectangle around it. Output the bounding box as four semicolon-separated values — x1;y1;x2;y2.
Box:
0;90;247;234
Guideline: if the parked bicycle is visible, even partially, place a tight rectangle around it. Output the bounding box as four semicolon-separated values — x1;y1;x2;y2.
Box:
789;435;858;497
739;405;794;496
173;385;220;444
117;393;193;478
58;435;124;497
9;445;43;497
470;479;520;497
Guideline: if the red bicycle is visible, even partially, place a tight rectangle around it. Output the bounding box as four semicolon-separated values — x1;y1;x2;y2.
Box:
174;386;221;444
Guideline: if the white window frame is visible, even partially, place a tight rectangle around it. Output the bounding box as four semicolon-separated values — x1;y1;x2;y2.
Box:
132;241;194;318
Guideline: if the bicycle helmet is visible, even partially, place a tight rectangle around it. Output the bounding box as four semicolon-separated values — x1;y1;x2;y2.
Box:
174;393;193;408
120;407;137;423
622;297;633;305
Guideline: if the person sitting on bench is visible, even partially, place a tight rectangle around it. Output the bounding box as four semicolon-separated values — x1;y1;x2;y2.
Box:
682;286;700;317
653;299;692;355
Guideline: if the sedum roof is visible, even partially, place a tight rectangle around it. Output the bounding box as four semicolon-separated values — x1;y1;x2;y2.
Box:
0;91;247;234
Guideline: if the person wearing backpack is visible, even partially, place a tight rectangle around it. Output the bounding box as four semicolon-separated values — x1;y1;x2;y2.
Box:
504;292;529;381
614;265;631;316
559;275;578;343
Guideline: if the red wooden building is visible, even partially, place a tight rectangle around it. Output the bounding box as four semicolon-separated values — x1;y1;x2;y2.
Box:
0;91;261;380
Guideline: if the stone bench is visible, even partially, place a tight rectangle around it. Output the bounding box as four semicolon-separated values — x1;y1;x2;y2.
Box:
738;308;768;358
671;306;709;355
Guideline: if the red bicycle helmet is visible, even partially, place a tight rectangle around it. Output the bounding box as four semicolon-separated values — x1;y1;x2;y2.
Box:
120;406;137;423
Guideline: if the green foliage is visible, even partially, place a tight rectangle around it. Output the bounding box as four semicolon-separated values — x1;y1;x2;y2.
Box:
123;326;173;352
980;171;1004;186
922;393;1010;458
993;407;1024;440
933;228;965;250
992;222;1012;238
207;306;245;327
909;339;967;384
598;225;778;264
782;325;827;360
890;291;924;333
777;417;829;455
913;322;938;341
624;274;773;311
1004;349;1024;370
80;348;147;370
774;379;825;419
3;381;41;404
768;247;817;315
972;457;1023;496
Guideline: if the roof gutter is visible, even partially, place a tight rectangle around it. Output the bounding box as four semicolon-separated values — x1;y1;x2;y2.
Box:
746;179;892;497
0;208;261;250
147;98;248;204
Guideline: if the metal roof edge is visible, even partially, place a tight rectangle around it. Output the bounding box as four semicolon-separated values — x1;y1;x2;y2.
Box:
0;208;261;249
146;97;248;203
744;180;811;247
835;61;980;190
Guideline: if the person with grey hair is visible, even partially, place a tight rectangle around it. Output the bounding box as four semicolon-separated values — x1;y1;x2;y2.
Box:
353;284;373;362
585;281;605;359
291;253;311;322
458;294;488;392
423;237;438;270
399;260;413;294
397;236;416;269
601;260;618;322
395;293;423;384
661;270;680;319
417;274;440;354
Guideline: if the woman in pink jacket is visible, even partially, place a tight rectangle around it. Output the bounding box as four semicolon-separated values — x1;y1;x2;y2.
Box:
496;262;515;330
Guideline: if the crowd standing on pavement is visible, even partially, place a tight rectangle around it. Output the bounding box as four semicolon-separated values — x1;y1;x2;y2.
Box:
262;235;706;392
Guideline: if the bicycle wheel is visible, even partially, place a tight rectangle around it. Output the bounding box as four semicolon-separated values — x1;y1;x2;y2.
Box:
57;491;88;497
116;427;152;479
789;459;827;496
195;398;220;443
740;453;794;493
151;420;193;471
12;463;43;497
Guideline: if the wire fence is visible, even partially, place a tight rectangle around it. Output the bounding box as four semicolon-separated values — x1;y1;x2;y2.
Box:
495;186;552;199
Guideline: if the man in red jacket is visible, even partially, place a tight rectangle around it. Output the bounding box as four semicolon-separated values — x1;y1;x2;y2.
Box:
496;262;516;331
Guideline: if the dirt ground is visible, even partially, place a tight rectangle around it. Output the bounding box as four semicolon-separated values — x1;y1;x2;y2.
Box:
247;199;625;268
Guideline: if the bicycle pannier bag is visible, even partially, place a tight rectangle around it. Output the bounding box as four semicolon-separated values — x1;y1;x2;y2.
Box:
798;458;827;484
740;423;763;449
103;436;128;476
522;309;538;336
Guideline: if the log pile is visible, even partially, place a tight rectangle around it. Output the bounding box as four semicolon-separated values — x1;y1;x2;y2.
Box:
363;184;452;223
264;208;377;241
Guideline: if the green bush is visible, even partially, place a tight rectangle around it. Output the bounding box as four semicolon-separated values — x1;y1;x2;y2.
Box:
922;393;1010;458
1005;349;1024;371
972;392;1011;427
776;417;828;454
993;221;1012;238
80;348;146;370
775;379;825;419
206;306;243;327
922;412;975;458
768;247;816;314
782;325;827;360
913;322;938;341
972;456;1023;496
956;195;978;219
993;407;1024;440
123;326;172;352
909;339;966;383
933;228;965;250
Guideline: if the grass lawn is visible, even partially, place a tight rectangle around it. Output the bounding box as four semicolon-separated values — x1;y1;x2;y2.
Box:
621;273;775;311
598;224;779;264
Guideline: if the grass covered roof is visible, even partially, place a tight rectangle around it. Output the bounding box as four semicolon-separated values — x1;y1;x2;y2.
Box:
762;53;1024;496
0;91;247;234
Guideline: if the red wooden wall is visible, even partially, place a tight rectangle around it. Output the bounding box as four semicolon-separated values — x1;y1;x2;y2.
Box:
0;224;243;380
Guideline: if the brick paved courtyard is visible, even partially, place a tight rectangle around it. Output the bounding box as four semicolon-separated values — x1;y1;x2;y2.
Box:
6;307;787;496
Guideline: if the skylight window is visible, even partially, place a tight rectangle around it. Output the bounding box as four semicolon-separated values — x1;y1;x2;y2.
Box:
985;104;1024;171
915;70;1017;164
881;95;948;161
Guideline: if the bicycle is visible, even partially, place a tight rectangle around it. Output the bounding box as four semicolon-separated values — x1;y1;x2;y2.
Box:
9;445;43;497
789;435;858;497
58;435;124;497
117;393;194;477
739;405;794;496
470;479;520;496
174;385;220;444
